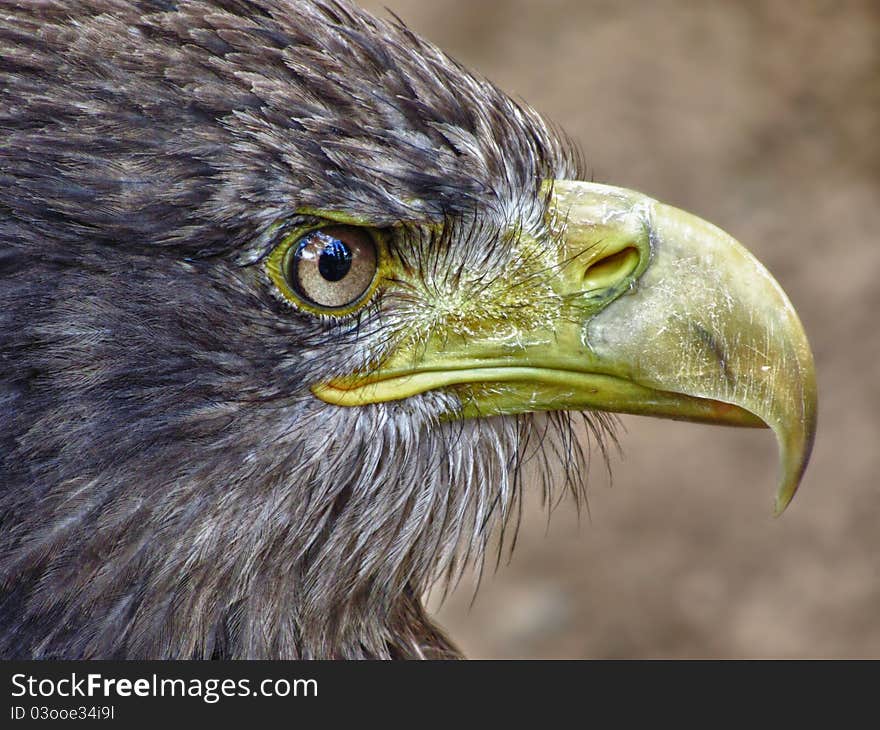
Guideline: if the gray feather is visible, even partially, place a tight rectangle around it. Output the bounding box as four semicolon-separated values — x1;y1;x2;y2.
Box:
0;0;594;658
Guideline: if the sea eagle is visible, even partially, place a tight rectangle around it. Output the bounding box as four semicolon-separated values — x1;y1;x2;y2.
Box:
0;0;816;658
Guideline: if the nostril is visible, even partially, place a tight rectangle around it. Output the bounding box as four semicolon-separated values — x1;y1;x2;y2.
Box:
582;246;640;291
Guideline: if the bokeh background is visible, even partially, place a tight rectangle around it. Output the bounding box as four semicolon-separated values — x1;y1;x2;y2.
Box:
355;0;880;657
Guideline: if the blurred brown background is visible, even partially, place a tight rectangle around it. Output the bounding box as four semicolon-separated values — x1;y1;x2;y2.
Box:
356;0;880;657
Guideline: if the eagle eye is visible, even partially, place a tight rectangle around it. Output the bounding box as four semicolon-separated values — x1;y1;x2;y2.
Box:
267;226;379;314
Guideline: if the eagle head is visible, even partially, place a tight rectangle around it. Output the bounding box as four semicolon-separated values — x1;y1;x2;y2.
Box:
0;0;816;658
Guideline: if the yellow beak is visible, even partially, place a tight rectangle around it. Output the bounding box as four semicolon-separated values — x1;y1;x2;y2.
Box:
313;181;817;515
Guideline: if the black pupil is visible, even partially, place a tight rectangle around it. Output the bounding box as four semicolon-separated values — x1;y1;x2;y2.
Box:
316;237;352;282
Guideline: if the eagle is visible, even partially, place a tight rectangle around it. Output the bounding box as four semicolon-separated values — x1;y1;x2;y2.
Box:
0;0;816;659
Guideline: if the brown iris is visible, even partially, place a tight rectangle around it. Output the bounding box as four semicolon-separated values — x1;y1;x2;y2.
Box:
282;227;378;310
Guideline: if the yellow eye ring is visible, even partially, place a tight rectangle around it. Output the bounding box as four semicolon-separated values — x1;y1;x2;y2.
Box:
266;225;385;317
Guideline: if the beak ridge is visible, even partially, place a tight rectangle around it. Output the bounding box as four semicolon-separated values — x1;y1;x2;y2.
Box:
566;185;818;513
